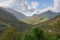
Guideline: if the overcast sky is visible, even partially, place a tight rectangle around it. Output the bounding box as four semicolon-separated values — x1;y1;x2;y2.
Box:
0;0;60;16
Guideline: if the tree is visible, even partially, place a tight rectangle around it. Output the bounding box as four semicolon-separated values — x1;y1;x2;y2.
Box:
44;30;57;40
24;28;46;40
0;27;22;40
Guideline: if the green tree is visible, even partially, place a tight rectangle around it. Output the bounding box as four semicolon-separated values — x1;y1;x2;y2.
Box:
0;27;22;40
24;28;46;40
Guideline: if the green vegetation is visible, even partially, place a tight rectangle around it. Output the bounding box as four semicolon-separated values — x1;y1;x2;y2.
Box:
0;8;60;40
24;28;45;40
24;11;58;25
0;27;60;40
25;28;60;40
0;14;60;40
0;27;22;40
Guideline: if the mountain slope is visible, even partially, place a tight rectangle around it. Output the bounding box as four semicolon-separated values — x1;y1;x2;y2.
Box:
36;13;60;26
25;10;58;25
0;7;33;32
35;14;60;34
0;7;27;21
0;7;59;25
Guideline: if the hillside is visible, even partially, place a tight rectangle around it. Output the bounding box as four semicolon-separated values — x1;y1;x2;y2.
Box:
25;11;58;25
0;8;33;33
35;14;60;34
0;7;59;25
0;7;27;21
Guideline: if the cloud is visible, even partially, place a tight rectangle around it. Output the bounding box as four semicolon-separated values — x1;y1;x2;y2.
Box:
40;6;53;13
31;6;53;16
28;1;39;10
13;1;39;16
39;0;60;13
0;0;60;16
32;9;40;14
15;1;39;13
52;0;60;12
34;0;60;14
15;0;60;16
0;0;13;7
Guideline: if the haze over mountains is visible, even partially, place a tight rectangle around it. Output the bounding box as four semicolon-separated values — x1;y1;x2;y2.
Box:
0;0;60;40
23;10;59;25
0;7;27;21
0;7;33;32
0;6;60;40
0;7;59;25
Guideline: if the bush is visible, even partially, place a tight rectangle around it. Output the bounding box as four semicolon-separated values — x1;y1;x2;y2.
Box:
24;28;46;40
0;27;22;40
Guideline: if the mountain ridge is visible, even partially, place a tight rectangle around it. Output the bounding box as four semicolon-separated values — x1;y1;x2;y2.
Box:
25;10;59;25
0;7;59;25
0;7;27;21
0;7;33;32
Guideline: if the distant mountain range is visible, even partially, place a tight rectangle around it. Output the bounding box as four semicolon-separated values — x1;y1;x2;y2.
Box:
0;6;60;40
0;7;33;33
35;13;60;34
0;7;60;36
0;7;59;25
0;7;27;21
36;13;60;26
25;10;59;25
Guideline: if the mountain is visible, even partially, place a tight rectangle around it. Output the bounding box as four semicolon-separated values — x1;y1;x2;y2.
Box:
35;13;60;34
0;7;33;33
0;7;27;21
36;13;60;26
25;10;58;25
0;7;59;25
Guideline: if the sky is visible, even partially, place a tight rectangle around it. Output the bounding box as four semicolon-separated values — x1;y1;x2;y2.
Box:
27;0;54;9
0;0;60;16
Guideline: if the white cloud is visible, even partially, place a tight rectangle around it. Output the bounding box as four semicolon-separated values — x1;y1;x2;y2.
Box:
40;6;53;13
0;0;60;16
52;0;60;12
0;1;9;7
18;1;39;13
35;0;60;14
31;6;53;16
12;1;39;16
28;1;39;9
32;9;40;14
39;0;60;13
0;0;13;7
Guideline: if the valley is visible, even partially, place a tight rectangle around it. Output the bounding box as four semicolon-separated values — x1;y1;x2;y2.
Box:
0;7;60;40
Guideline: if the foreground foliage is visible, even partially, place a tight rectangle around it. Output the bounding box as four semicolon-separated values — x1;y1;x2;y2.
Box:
0;27;60;40
24;28;60;40
0;27;22;40
0;14;60;40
